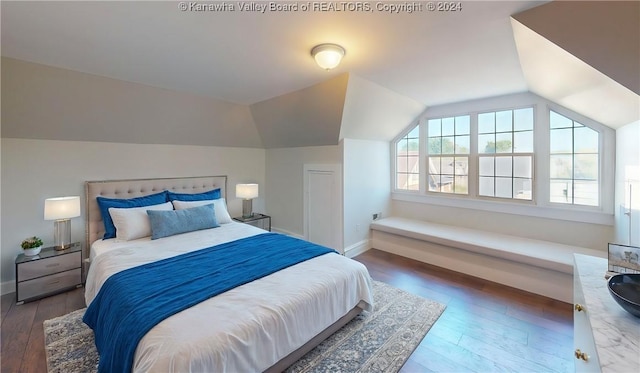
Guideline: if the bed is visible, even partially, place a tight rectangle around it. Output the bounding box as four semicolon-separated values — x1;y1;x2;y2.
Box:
83;175;374;373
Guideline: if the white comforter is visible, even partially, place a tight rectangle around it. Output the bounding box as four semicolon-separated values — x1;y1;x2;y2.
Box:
85;223;374;372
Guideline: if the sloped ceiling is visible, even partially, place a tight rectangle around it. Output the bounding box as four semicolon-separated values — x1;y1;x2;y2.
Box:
513;1;639;95
249;74;349;149
512;1;640;129
340;75;426;141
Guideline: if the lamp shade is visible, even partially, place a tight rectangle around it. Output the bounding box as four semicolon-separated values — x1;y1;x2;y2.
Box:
236;184;259;199
311;43;345;70
44;196;81;220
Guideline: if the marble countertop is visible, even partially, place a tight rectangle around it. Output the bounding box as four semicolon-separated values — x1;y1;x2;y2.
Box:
574;254;640;372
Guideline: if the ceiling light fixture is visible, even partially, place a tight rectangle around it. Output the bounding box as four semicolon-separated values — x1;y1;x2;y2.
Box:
311;43;345;71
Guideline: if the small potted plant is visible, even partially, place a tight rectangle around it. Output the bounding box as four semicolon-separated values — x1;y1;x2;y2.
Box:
21;236;43;256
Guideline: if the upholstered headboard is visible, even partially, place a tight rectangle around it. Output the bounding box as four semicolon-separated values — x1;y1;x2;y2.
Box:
85;175;227;251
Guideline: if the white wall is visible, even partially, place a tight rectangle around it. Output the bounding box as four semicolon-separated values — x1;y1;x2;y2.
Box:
614;121;640;246
265;146;341;236
0;138;265;294
342;139;391;253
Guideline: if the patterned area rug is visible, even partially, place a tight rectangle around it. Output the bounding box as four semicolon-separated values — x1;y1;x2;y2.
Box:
44;281;445;373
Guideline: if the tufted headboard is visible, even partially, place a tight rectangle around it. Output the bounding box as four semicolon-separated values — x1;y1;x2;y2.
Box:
85;175;227;252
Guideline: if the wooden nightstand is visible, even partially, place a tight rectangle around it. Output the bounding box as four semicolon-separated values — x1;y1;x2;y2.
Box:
15;242;83;305
233;213;271;231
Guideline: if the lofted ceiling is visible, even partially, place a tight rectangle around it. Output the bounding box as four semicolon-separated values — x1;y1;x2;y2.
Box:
1;1;638;149
1;1;538;106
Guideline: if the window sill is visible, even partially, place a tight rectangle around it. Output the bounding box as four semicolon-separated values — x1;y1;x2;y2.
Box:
392;192;614;226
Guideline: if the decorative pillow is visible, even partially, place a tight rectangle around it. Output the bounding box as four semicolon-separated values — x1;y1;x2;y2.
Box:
109;202;173;241
171;198;233;224
97;191;168;239
147;204;219;240
167;188;221;202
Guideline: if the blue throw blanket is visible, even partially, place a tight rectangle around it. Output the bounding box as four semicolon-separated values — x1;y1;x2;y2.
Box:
83;233;336;373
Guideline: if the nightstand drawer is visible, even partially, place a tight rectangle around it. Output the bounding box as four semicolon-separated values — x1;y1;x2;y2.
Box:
17;268;81;302
18;251;81;281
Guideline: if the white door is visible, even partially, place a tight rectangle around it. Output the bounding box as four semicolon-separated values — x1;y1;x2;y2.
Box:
304;164;342;252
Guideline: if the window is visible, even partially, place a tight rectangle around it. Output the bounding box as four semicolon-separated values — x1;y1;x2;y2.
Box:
395;125;419;191
392;94;613;224
549;110;599;206
478;108;534;200
427;115;470;194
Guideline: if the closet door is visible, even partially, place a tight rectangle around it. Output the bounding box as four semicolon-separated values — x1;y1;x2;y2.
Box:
304;164;342;252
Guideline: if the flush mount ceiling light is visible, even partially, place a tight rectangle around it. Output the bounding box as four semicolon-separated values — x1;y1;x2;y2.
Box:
311;43;345;71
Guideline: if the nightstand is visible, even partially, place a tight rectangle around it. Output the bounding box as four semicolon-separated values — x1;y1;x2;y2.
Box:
15;242;83;305
233;213;271;231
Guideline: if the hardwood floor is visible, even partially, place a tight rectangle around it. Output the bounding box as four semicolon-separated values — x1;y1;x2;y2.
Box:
353;249;574;373
0;249;574;372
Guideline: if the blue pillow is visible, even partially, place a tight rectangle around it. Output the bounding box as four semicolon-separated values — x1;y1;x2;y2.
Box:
147;204;219;240
97;191;168;239
167;188;221;202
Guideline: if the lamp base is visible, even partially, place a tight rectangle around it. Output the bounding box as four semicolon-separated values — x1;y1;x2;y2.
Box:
53;219;72;251
242;199;254;219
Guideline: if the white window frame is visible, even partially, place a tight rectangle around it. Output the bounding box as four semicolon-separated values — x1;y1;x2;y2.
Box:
391;93;615;226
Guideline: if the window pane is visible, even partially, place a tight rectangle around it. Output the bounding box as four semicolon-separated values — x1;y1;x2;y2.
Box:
428;174;441;192
428;119;441;137
455;176;468;194
495;177;513;198
514;178;532;200
479;177;494;196
514;108;533;131
456;116;470;135
408;126;419;138
574;180;598;206
495;156;512;177
407;138;419;152
406;174;419;191
513;130;533;153
550;180;573;204
479;157;494;176
397;157;408;172
550;111;572;129
454;157;469;176
430;157;443;174
574;126;598;153
441;137;455;154
478;112;495;134
550;155;573;179
429;138;441;155
397;139;407;156
550;128;573;153
396;174;407;189
495;133;513;153
442;118;455;136
496;110;513;132
441;157;455;175
513;156;531;178
455;135;470;154
574;154;598;180
479;134;495;153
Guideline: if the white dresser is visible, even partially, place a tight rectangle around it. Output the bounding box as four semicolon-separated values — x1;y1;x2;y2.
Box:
573;254;640;372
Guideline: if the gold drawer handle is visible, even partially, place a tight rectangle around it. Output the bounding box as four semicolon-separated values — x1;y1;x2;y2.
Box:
47;280;60;285
575;349;589;361
574;304;584;312
46;263;60;268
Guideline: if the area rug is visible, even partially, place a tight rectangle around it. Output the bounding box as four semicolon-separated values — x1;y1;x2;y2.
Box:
44;281;445;373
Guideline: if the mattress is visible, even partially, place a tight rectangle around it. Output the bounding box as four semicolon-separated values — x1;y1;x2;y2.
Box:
85;222;374;372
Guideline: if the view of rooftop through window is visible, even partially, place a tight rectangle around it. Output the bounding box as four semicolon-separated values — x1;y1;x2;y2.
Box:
396;126;419;191
427;115;470;194
550;110;599;206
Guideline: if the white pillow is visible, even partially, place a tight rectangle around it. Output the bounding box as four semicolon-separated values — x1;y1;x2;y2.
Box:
109;202;173;241
171;198;233;224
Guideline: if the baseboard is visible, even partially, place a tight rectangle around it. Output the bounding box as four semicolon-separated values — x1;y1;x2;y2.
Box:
1;280;15;296
271;227;304;240
344;239;370;259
